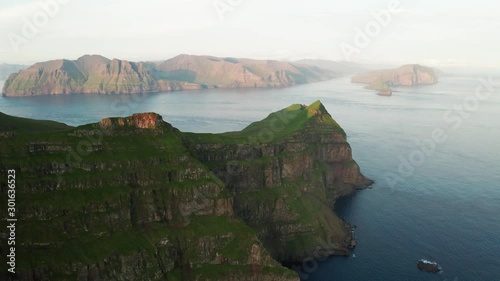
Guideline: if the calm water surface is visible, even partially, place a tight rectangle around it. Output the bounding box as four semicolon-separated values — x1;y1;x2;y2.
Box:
1;77;499;281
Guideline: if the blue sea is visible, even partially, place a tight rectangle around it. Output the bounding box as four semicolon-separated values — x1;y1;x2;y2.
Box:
1;76;499;281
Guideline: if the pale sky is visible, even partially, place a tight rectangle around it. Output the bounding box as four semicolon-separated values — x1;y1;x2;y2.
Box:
0;0;499;68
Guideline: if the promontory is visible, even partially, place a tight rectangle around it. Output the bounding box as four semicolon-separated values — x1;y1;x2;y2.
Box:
0;101;372;280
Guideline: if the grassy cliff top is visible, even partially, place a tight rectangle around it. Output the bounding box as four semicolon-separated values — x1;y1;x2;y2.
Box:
184;100;345;144
0;101;344;141
0;112;73;133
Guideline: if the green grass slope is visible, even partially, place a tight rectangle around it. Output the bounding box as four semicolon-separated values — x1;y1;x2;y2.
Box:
0;112;73;133
185;100;345;144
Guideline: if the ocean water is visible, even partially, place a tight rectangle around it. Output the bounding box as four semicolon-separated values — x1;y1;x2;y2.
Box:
1;76;499;281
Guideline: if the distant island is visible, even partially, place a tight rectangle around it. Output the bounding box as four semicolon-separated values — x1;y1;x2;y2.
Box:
0;63;26;81
294;59;367;75
1;55;335;97
0;101;372;280
351;64;439;96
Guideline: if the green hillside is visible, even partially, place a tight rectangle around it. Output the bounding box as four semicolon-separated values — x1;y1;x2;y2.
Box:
0;112;73;133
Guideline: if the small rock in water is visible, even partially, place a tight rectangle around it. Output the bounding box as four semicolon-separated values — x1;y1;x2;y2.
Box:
348;239;357;248
417;259;441;273
377;90;393;96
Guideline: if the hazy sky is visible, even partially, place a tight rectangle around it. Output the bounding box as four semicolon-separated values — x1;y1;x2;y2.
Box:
0;0;499;67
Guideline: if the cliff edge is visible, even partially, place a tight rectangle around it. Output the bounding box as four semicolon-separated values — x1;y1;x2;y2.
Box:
183;101;373;262
0;101;371;280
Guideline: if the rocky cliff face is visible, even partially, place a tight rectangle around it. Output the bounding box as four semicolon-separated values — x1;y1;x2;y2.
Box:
0;102;371;280
2;55;159;96
0;113;297;280
183;101;373;262
2;55;334;97
351;64;438;87
99;113;166;130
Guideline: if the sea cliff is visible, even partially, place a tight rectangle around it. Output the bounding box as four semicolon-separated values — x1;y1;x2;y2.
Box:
0;101;371;280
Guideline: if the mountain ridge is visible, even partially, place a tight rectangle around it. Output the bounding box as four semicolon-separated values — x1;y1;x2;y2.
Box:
2;54;335;96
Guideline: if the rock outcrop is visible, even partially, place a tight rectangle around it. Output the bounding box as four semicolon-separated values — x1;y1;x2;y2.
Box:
99;113;165;130
0;101;371;280
2;55;334;96
417;260;441;273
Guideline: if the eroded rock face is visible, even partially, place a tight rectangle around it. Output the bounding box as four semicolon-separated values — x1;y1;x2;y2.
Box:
99;113;164;129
